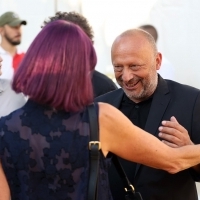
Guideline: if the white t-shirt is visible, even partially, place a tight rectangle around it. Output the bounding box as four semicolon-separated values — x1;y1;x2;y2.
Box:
0;46;25;80
0;46;14;80
0;79;27;117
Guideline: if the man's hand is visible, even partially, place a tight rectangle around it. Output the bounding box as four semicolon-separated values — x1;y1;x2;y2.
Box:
158;116;193;148
159;117;200;173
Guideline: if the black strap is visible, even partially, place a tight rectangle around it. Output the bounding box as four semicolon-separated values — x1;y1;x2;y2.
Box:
112;155;134;191
112;156;144;200
87;103;100;200
87;103;142;200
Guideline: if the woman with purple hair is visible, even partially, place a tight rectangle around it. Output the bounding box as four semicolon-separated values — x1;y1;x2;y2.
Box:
1;20;200;200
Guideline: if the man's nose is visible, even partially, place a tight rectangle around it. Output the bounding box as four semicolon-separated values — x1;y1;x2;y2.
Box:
17;28;21;34
121;68;134;82
14;26;21;33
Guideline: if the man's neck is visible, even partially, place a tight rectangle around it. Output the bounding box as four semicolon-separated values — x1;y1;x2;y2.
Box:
0;39;17;57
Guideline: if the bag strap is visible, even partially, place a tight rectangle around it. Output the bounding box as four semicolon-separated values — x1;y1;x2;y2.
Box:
87;103;100;200
112;156;143;200
112;155;136;195
87;103;142;200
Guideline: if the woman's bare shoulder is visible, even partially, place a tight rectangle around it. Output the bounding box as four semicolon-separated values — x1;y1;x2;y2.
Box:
98;102;123;117
98;102;132;127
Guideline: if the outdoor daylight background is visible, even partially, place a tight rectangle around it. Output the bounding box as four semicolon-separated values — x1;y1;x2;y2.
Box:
1;0;200;196
1;0;200;88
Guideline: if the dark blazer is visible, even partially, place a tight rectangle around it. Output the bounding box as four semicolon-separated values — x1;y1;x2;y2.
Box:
95;76;200;200
92;70;118;98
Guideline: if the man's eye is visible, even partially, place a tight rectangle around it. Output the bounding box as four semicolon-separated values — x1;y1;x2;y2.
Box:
114;66;123;72
130;65;140;70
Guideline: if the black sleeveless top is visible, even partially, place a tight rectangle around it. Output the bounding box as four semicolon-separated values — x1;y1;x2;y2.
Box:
0;100;112;200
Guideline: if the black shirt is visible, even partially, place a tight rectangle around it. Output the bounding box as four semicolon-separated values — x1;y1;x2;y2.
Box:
119;93;152;129
109;93;153;200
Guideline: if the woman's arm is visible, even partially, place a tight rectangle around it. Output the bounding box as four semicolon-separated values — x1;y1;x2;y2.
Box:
0;161;10;200
99;103;200;174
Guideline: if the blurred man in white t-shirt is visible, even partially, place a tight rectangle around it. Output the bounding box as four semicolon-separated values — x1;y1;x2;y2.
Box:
139;24;175;80
0;11;27;80
0;56;26;117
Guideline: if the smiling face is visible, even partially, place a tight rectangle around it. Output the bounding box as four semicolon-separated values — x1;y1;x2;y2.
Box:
111;30;162;103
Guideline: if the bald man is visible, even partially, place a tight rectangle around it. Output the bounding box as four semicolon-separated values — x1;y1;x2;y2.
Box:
95;29;200;200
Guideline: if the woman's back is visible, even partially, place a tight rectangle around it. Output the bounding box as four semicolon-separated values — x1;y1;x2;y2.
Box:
0;100;112;200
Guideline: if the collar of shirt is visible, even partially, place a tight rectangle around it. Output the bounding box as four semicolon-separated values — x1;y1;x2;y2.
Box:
122;92;153;106
0;46;23;55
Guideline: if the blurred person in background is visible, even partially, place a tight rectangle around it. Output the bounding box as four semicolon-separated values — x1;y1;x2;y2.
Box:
2;20;200;200
0;11;27;80
95;28;200;200
0;55;26;117
139;24;175;80
43;11;118;97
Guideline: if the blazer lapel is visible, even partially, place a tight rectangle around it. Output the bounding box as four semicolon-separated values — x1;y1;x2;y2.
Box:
110;89;124;108
134;76;171;176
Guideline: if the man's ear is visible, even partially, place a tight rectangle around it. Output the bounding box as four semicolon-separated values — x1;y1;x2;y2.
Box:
155;52;162;70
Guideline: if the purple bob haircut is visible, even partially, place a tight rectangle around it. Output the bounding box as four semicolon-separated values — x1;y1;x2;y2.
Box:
13;20;97;112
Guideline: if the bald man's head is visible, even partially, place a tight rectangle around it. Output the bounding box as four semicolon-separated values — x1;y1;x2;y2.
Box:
111;28;162;103
111;29;158;57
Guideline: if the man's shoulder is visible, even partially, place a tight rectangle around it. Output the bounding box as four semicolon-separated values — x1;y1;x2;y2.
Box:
95;88;123;103
93;70;111;81
0;79;11;90
93;70;117;87
92;70;118;97
166;79;200;93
